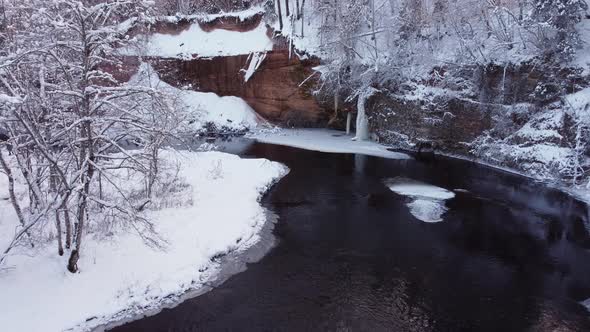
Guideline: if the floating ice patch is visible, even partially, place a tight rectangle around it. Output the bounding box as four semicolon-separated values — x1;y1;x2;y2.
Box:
406;199;448;223
385;178;455;223
386;180;456;200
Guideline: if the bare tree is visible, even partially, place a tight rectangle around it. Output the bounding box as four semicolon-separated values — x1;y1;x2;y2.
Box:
276;0;284;30
285;0;290;17
0;0;181;272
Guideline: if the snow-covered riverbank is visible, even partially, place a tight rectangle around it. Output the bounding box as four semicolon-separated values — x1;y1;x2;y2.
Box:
249;128;410;159
249;127;590;216
0;151;288;332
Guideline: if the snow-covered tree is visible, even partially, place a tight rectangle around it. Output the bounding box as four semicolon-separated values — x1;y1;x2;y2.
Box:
532;0;589;60
0;0;183;272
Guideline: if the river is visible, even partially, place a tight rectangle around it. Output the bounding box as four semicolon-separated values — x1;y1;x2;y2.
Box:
110;141;590;331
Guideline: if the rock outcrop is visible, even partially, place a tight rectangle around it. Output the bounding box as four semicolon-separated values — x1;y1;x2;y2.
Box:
125;12;330;126
365;62;590;179
150;49;327;126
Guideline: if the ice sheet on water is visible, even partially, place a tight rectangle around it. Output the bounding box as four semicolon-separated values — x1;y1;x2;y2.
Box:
385;178;455;223
386;178;456;200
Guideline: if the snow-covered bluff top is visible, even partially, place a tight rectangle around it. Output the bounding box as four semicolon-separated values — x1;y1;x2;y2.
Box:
123;7;273;59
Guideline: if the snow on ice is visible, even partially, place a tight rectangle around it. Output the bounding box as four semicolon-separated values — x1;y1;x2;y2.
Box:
249;128;410;159
385;178;455;223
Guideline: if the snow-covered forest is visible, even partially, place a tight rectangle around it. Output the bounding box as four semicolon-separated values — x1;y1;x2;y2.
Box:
0;1;283;330
278;0;590;186
1;0;590;331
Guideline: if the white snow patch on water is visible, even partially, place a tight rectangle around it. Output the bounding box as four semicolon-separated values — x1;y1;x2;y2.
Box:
0;150;288;332
385;178;455;223
386;181;456;200
249;128;410;159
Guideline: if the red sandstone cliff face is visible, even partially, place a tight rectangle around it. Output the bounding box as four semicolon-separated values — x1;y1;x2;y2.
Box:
149;50;327;126
123;11;330;126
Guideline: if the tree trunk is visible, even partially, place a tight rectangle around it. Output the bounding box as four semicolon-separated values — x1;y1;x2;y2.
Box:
333;86;339;123
0;147;36;249
0;148;25;228
50;164;64;256
64;204;72;249
276;0;283;30
372;0;378;68
285;0;290;17
295;0;300;19
300;0;305;37
55;211;63;256
67;120;94;273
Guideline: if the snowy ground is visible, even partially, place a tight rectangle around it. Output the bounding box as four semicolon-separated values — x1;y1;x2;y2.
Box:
384;178;456;223
249;128;410;159
0;150;288;332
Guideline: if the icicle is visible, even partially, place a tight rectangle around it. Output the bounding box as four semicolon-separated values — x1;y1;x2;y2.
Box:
353;87;378;141
501;64;507;102
289;14;295;61
346;112;352;135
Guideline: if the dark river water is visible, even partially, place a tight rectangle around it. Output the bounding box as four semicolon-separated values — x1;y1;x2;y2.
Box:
111;142;590;332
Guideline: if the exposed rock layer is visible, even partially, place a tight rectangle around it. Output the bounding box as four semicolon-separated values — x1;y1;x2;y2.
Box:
124;13;330;126
150;51;328;126
365;62;590;179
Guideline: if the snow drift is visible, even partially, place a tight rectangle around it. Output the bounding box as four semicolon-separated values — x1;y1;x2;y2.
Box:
130;63;260;131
